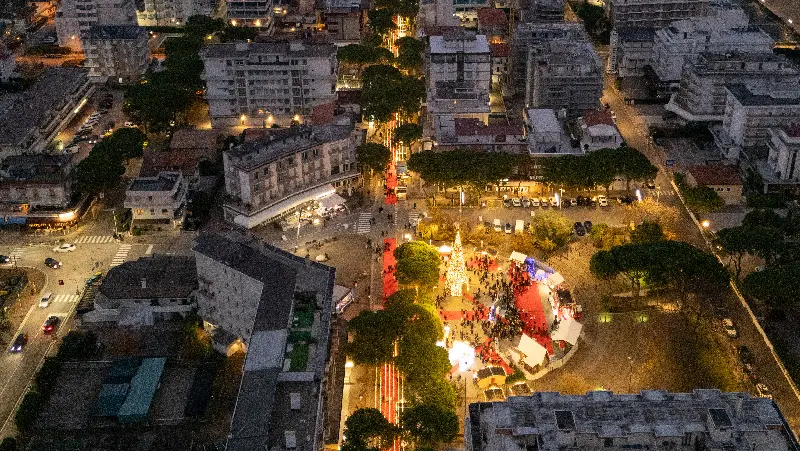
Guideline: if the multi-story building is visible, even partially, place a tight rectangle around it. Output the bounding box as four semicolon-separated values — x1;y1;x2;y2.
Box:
518;0;565;23
762;125;800;192
426;30;492;121
0;154;74;209
226;0;274;29
201;41;338;128
476;8;508;43
651;7;773;85
489;42;509;86
192;232;336;451
577;110;624;152
526;39;604;115
667;52;800;122
323;8;363;43
435;118;527;153
685;164;742;204
466;389;799;451
83;25;150;83
606;0;708;30
714;84;800;160
0;68;93;157
510;22;586;97
607;27;655;76
124;171;188;229
135;0;215;26
55;0;138;52
524;108;578;155
222;124;362;228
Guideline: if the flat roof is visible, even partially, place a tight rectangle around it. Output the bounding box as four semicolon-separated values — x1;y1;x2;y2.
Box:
128;172;182;192
98;255;197;300
86;24;146;40
527;109;562;133
117;357;166;422
201;41;336;60
0;154;73;184
226;124;354;170
429;32;490;54
726;84;800;107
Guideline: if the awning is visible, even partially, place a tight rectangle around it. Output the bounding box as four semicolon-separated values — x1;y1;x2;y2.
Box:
551;318;582;345
232;183;338;228
516;334;547;367
439;245;452;254
318;193;345;210
548;272;565;286
510;251;527;263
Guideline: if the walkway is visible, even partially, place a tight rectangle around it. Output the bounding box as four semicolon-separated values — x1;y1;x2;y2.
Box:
382;238;398;303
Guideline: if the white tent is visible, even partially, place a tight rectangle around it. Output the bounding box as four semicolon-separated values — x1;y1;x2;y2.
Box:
551;318;583;345
548;272;565;286
510;251;527;263
516;334;547;367
318;193;346;210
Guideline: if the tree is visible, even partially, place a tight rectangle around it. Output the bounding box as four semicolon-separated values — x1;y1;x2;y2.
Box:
396;37;424;70
219;25;258;42
393;123;422;145
356;143;391;175
343;408;399;451
742;209;786;231
629;221;664;244
714;226;750;281
34;358;63;394
541;147;656;191
742;264;800;308
15;390;44;431
367;9;397;36
0;437;17;451
394;241;441;287
56;330;98;360
337;44;393;68
401;404;459;446
407;150;519;192
394;76;426;117
73;149;125;195
185;15;225;37
360;65;425;122
573;1;612;44
101;127;146;160
674;173;724;213
346;309;404;365
528;211;573;252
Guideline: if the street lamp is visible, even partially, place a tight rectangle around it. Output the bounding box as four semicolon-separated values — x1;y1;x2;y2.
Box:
295;211;302;253
701;219;710;229
558;188;564;209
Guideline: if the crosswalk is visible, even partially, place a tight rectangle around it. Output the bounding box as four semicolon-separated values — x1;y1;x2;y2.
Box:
75;235;116;244
110;244;132;267
355;213;372;234
9;247;24;262
51;294;80;304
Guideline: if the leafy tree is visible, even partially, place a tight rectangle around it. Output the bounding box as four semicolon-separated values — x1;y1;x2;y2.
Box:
367;9;397;36
73;149;126;195
401;404;459;446
360;65;425;122
337;44;394;68
124;72;193;132
356;143;391;174
405;377;457;410
407;150;519;192
674;173;724;213
0;437;17;451
742;264;800;308
219;25;258;42
396;37;424;70
185;15;225;37
15;390;44;431
393;123;422;145
540;147;656;191
56;330;98;360
573;0;612;44
394;76;426;116
34;358;63;394
629;221;664;244
343;408;399;451
528;211;573;251
714;227;750;281
100;127;146;160
394;241;441;287
346;309;405;364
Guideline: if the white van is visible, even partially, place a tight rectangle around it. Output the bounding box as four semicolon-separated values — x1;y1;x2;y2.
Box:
493;219;502;232
515;220;525;234
39;292;53;308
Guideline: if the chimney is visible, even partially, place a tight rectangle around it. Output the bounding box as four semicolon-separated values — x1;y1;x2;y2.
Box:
141;278;147;289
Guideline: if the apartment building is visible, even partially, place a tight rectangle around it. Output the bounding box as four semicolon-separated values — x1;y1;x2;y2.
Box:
607;27;655;76
84;25;150;83
0;68;93;157
667;52;800;122
124;171;188;229
55;0;138;52
222;124;362;228
226;0;275;28
714;84;800;160
607;0;708;30
510;22;586;97
136;0;214;26
466;390;799;451
426;30;492;120
524;108;578;155
526;39;604;115
435;118;527;153
0;154;74;209
765;125;800;187
192;232;336;451
323;8;363;43
651;8;773;85
518;0;565;23
201;41;338;128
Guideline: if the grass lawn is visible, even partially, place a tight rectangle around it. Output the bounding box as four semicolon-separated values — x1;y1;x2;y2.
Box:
289;343;310;371
293;309;314;329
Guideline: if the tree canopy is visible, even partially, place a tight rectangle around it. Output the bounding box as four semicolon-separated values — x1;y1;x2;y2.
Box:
540;147;657;191
394;241;441;287
407;150;520;190
742;264;800;309
393;123;422;145
630;221;665;244
361;65;424;122
396;37;424;70
342;408;399;451
356;143;391;174
367;8;397;36
400;404;459;446
674;173;724;213
337;44;394;67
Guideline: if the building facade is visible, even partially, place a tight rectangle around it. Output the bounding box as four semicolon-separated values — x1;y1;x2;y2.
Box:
124;171;188;228
524;108;577;155
0;68;93;157
685;164;743;204
577;110;623;152
526;40;604;115
222;124;362;228
667;52;800;122
0;154;74;209
135;0;215;26
759;125;800;193
607;27;655;76
466;390;799;451
201;41;338;128
84;25;150;83
510;22;585;97
226;0;275;29
607;0;708;30
55;0;138;52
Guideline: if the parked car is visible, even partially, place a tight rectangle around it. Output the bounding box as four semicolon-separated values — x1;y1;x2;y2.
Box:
597;195;608;207
493;219;502;232
646;180;656;189
503;198;512;208
548;196;557;207
511;198;522;207
124;121;136;128
588;197;598;207
39;292;53;308
722;318;738;338
574;222;586;236
619;196;636;205
44;257;61;269
42;316;60;334
88;135;100;144
0;255;10;266
540;198;549;208
504;223;512;234
531;197;540;207
583;221;593;233
561;198;571;208
576;196;587;206
521;197;531;208
9;334;28;353
53;243;76;253
755;383;773;399
86;271;103;286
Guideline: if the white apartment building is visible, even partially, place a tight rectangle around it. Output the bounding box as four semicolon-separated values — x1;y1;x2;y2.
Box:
524;108;578;155
607;27;655;76
0;68;93;157
201;41;338;128
651;6;773;85
607;0;708;30
124;171;188;229
84;25;150;83
222;124;362;228
577;110;623;152
667;52;800;122
466;390;799;451
759;125;800;193
714;84;800;160
426;30;492;120
55;0;137;52
0;154;74;209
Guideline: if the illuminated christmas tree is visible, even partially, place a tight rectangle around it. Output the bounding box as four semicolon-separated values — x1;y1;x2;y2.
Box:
446;230;468;297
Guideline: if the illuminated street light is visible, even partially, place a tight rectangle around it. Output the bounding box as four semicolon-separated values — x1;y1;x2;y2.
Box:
701;220;710;228
635;189;642;202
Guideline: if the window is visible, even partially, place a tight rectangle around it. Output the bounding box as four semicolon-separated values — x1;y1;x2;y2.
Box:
302;151;308;160
161;209;168;213
313;148;319;157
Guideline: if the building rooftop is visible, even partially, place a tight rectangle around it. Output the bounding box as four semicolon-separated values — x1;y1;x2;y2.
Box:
98;255;197;301
455;118;522;137
688;164;742;185
128;172;182;192
0;67;89;147
0;154;73;184
201;41;336;59
616;27;656;42
86;24;146;40
527;109;562;133
429;31;490;54
726;84;800;107
477;8;508;27
581;110;615;127
226;124;355;170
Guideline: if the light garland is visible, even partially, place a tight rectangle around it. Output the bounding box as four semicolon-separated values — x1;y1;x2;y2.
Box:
445;230;468;297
